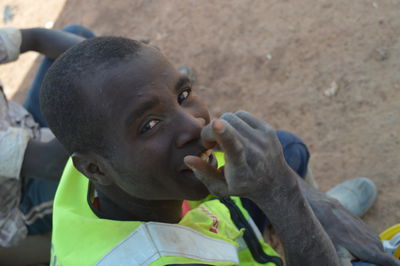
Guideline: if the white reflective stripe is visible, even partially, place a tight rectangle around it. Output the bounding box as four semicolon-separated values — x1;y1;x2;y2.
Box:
96;222;239;266
23;200;53;222
247;216;263;240
24;207;52;225
236;217;263;252
236;236;247;252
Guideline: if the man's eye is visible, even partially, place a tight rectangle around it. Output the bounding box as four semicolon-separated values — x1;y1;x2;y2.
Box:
140;119;160;134
177;88;192;104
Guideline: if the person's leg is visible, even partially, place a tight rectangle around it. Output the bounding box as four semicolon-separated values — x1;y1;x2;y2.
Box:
20;179;58;236
23;24;95;127
241;130;310;232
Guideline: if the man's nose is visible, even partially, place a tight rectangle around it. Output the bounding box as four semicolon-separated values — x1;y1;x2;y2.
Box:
175;113;206;148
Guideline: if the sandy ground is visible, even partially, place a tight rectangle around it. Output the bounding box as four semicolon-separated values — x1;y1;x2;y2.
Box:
0;0;399;235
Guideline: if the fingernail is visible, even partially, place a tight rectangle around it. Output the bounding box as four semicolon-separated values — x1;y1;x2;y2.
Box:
213;119;225;133
184;156;196;170
196;117;206;126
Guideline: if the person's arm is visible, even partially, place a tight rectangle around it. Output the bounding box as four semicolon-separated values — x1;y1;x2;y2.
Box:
20;28;84;59
0;27;84;64
184;111;339;266
21;138;69;182
251;169;338;265
299;178;400;266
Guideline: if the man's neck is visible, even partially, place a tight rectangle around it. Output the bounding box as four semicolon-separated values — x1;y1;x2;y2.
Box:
92;183;183;224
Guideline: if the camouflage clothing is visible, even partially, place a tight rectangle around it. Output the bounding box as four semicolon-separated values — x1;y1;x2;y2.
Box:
0;85;51;247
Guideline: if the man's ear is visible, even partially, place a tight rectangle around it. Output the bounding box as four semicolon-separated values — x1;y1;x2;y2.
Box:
71;152;113;186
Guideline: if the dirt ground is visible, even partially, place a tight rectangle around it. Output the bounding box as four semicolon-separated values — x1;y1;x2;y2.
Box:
0;0;399;234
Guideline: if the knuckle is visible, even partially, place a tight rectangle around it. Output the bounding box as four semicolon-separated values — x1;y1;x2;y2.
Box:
235;110;247;116
220;112;233;121
234;141;245;154
258;133;269;146
264;126;275;136
231;141;245;155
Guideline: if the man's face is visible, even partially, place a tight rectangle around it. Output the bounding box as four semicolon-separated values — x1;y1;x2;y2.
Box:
92;46;215;201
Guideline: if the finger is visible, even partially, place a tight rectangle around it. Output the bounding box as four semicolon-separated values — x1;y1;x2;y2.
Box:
202;119;242;151
220;113;255;139
210;119;247;166
335;246;354;266
201;123;218;149
338;257;352;266
201;120;217;143
352;249;400;266
345;239;400;266
184;155;228;196
235;110;271;131
201;119;247;166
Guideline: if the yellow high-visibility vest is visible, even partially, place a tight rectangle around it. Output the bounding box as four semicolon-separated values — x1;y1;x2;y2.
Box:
51;155;282;265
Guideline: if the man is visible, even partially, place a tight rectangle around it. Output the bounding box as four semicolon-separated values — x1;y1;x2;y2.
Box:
40;37;398;265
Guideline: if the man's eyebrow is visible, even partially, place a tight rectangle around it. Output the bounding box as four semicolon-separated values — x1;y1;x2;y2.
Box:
125;98;159;128
175;76;191;91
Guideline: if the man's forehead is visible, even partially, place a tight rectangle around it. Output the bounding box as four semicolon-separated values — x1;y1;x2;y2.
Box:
91;60;184;111
81;45;183;115
105;51;177;88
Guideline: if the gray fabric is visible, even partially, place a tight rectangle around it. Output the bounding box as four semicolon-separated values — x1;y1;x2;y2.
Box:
0;89;52;247
0;127;30;179
0;178;27;247
0;28;52;247
0;27;21;63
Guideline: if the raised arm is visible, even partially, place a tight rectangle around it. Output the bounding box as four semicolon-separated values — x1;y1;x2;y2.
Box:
184;110;339;266
20;28;84;59
0;27;84;64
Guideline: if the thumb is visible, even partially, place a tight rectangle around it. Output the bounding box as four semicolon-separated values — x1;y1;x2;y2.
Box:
184;155;228;196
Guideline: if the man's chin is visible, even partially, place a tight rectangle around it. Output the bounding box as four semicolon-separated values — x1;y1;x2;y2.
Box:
183;192;210;201
178;170;210;200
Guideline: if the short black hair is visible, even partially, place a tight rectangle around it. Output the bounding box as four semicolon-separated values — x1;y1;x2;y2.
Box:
40;37;144;156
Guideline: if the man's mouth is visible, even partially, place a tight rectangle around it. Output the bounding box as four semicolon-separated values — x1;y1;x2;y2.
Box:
199;149;213;163
180;149;217;173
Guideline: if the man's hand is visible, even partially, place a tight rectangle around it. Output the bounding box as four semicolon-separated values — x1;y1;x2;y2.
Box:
299;179;400;266
184;110;296;201
185;110;340;265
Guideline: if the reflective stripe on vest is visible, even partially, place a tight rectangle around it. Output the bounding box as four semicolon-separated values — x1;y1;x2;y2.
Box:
96;222;239;266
